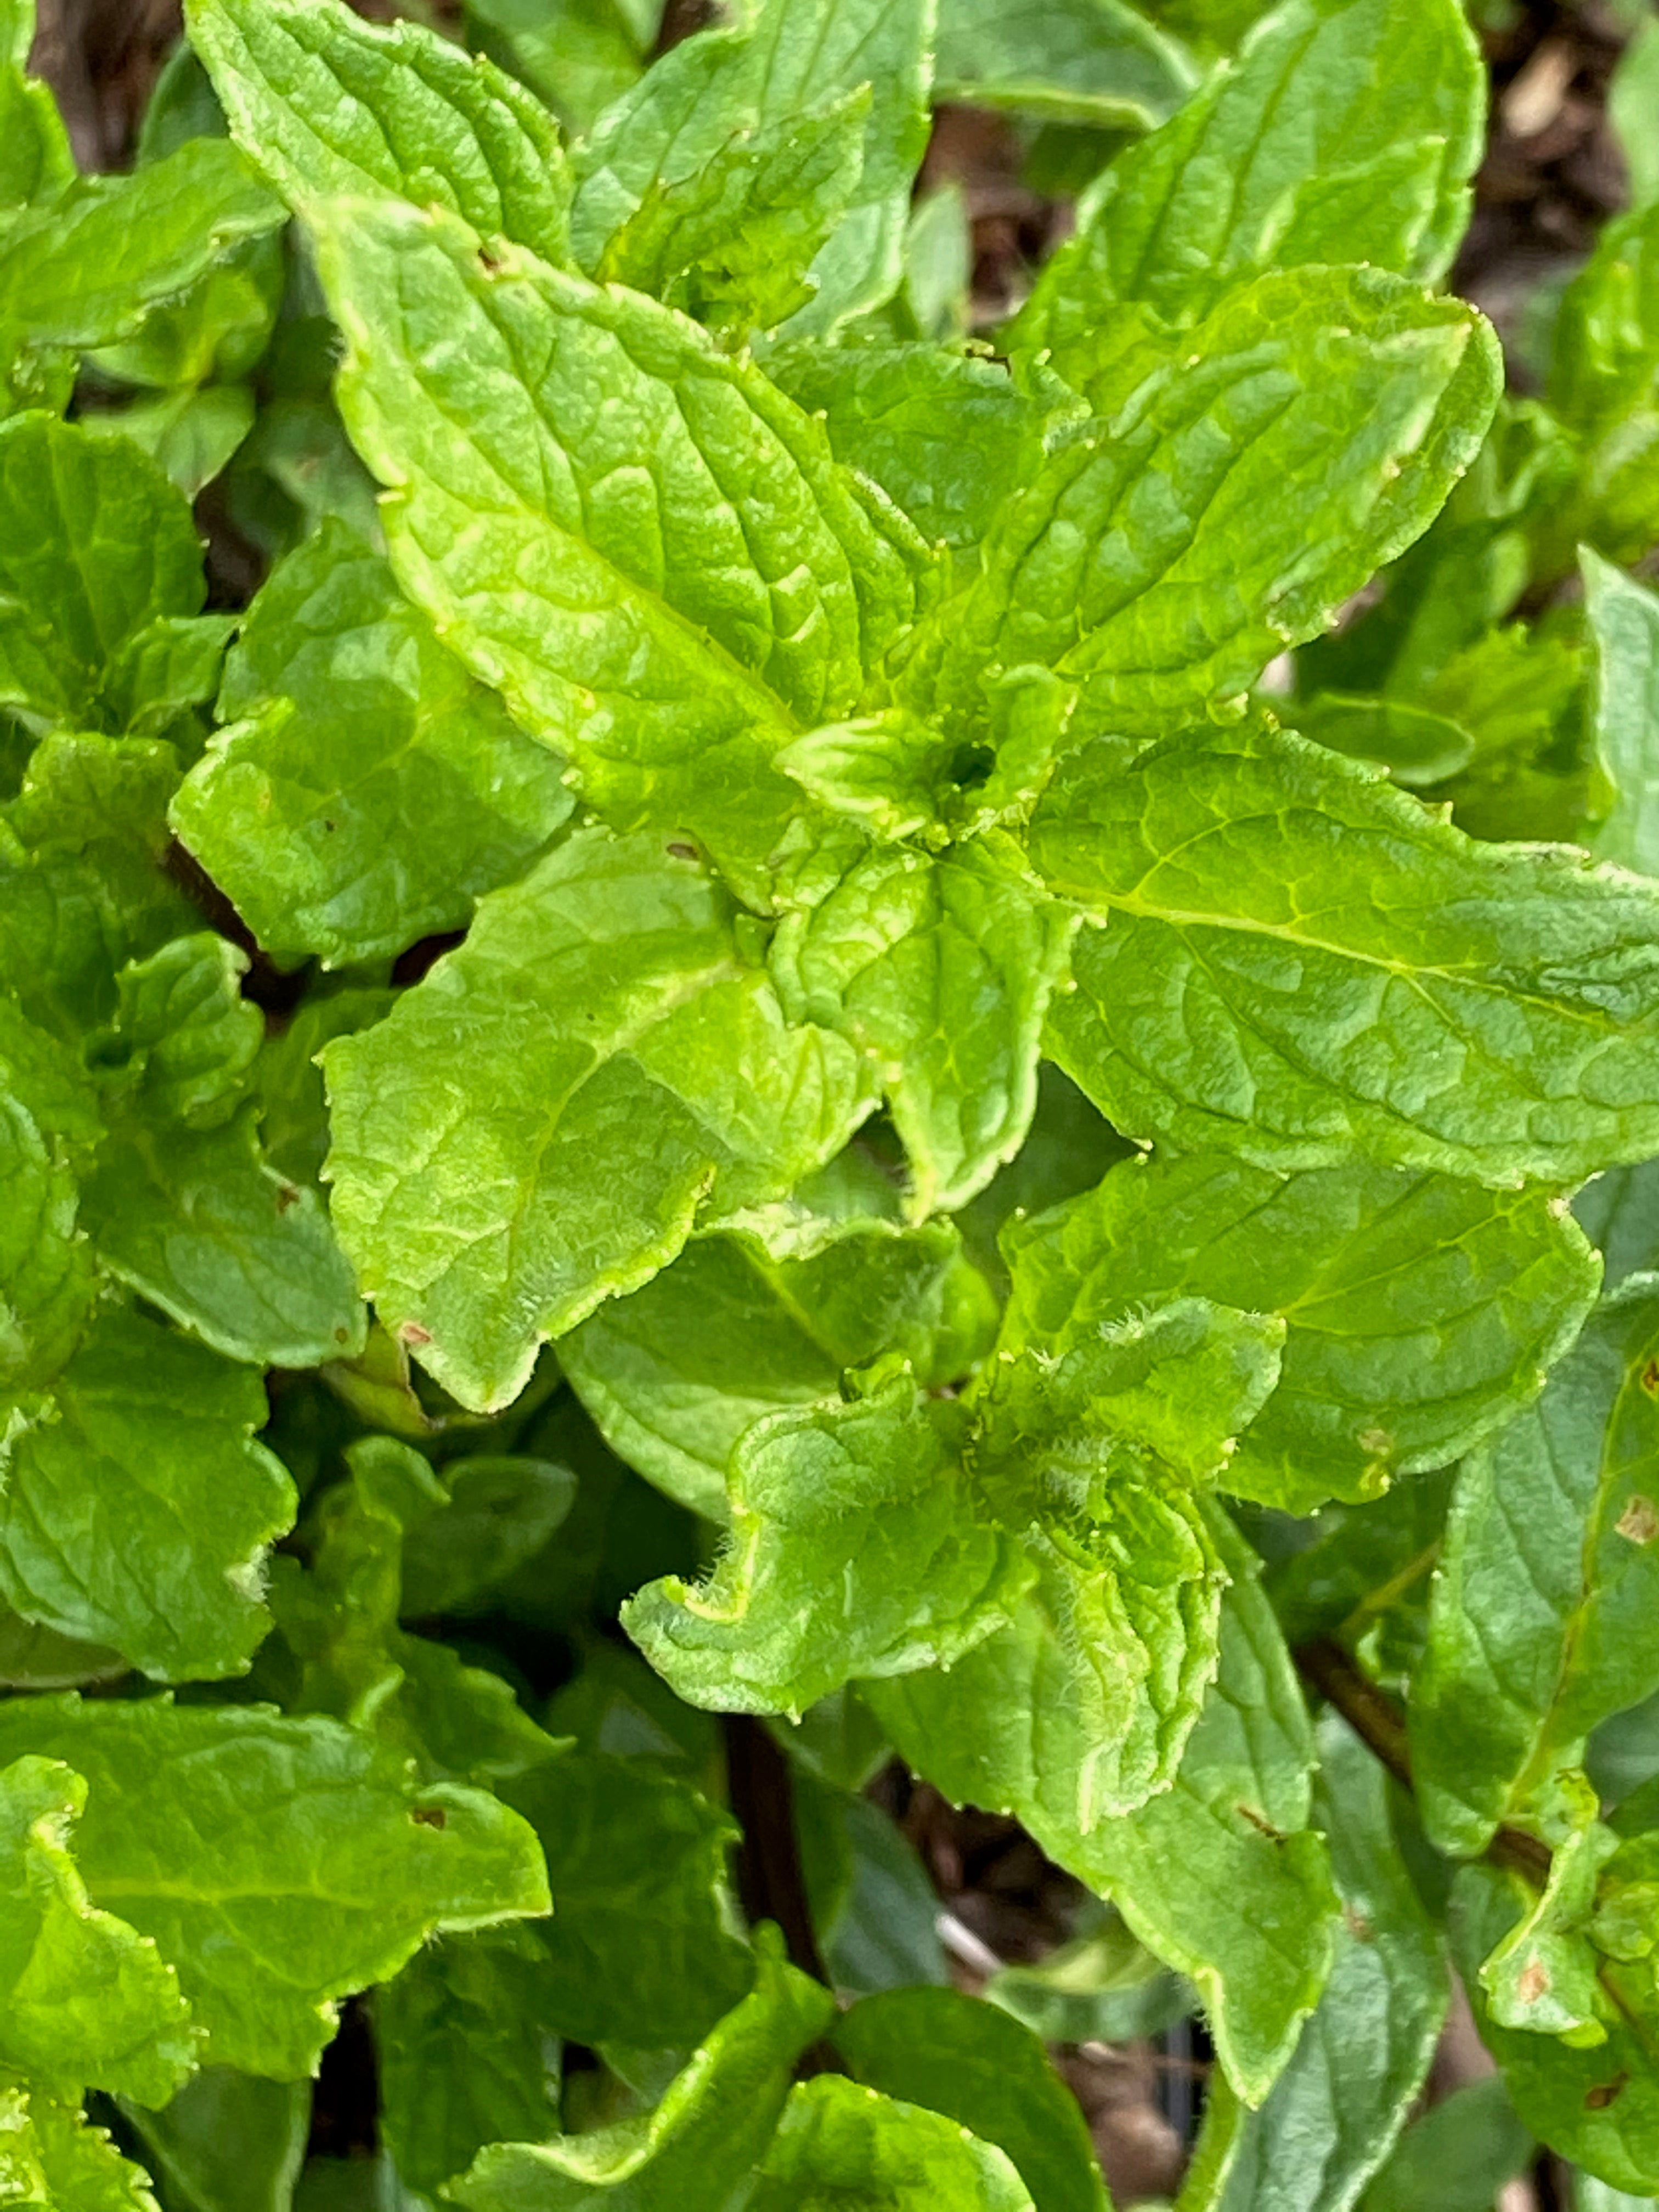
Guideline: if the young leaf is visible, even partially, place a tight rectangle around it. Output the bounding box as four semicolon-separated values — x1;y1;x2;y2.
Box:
751;2078;1035;2211
1584;548;1659;878
1209;1718;1448;2212
771;837;1079;1216
0;1754;196;2106
1013;0;1483;347
448;1926;833;2212
171;521;574;968
321;827;873;1412
0;2081;165;2212
0;1695;550;2080
872;1513;1338;2104
0;139;285;414
560;1217;994;1519
570;0;934;336
0;415;207;733
307;195;934;904
934;0;1195;129
0;1304;296;1683
832;1987;1109;2212
1411;1279;1659;1857
1034;716;1659;1186
624;1379;1034;1715
187;0;571;263
375;1929;562;2199
937;269;1499;735
998;1150;1600;1513
500;1748;755;2049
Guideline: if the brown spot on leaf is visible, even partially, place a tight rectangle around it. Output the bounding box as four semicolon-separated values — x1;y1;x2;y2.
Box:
1618;1494;1659;1545
274;1183;300;1214
1235;1802;1286;1843
667;841;699;862
1586;2072;1629;2112
1641;1358;1659;1397
1517;1959;1551;2005
399;1322;433;1348
1342;1905;1375;1943
410;1805;447;1830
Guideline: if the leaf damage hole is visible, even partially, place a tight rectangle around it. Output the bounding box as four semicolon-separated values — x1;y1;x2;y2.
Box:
666;840;700;862
1585;2071;1629;2112
274;1183;301;1214
410;1804;447;1829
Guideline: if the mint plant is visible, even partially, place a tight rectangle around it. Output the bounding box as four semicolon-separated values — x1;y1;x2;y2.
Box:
5;0;1659;2202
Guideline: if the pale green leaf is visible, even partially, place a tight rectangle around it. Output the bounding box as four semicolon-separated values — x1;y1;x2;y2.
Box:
751;2079;1035;2211
375;1929;562;2199
0;1754;196;2106
1214;1717;1448;2212
173;522;573;967
0;0;72;220
322;827;873;1413
998;1149;1600;1512
500;1748;754;2049
571;0;933;336
188;0;571;262
0;1088;95;1404
935;0;1195;127
0;1695;550;2080
771;837;1079;1216
1584;548;1659;878
0;416;206;733
560;1215;994;1519
938;269;1499;734
307;195;934;904
1035;716;1659;1186
94;934;261;1130
1013;0;1483;348
872;1513;1338;2104
1411;1279;1659;1857
449;1927;832;2212
1272;692;1474;788
623;1378;1034;1714
115;2070;311;2212
0;2083;163;2212
832;1988;1108;2212
1612;19;1659;216
1549;202;1659;566
0;1304;295;1683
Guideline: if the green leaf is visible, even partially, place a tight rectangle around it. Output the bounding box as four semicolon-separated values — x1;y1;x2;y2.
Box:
594;86;872;342
1411;1279;1659;1857
250;988;393;1194
0;1695;550;2080
561;1215;993;1518
172;522;574;967
94;933;261;1128
1612;18;1659;216
1271;692;1474;788
115;2070;310;2212
0;0;73;221
934;0;1195;127
399;1455;577;1620
771;838;1079;1216
0;415;206;733
998;1149;1599;1513
794;1774;948;1997
570;0;933;336
624;1378;1034;1715
1453;1864;1658;2195
463;0;660;137
751;2078;1035;2211
0;1754;196;2105
873;1512;1337;2103
1035;715;1659;1186
375;1928;561;2199
1577;1163;1659;1294
1584;549;1659;878
1358;2076;1532;2212
0;2082;163;2212
1212;1717;1448;2211
0;140;285;413
761;342;1046;559
0;1082;96;1404
0;1304;295;1683
1013;0;1482;346
188;0;570;263
83;387;256;504
500;1747;754;2049
832;1987;1109;2212
448;1926;832;2212
322;826;873;1413
938;269;1499;735
307;195;934;904
0;736;196;1041
1549;203;1659;566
